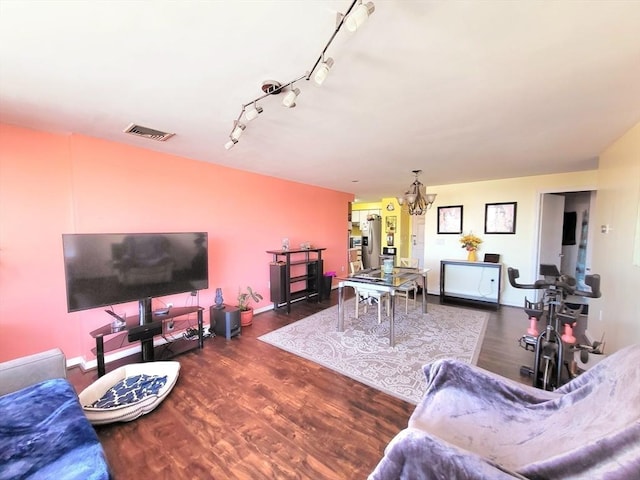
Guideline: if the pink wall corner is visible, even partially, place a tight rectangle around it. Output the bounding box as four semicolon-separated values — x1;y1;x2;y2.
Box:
0;124;353;363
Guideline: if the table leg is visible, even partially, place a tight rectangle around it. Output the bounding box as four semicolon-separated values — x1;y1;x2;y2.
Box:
422;271;428;314
96;336;105;377
338;283;345;332
390;293;396;347
197;309;204;349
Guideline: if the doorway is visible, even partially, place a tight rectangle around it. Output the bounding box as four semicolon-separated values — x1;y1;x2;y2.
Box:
410;215;426;268
537;190;597;304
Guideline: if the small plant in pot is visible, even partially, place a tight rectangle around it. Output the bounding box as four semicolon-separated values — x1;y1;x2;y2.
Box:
237;286;263;327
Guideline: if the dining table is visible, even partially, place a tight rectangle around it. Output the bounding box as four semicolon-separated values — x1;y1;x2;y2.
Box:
337;267;430;347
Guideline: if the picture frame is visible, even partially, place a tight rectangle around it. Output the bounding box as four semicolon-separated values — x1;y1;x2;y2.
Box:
386;215;397;233
485;202;517;234
437;205;463;234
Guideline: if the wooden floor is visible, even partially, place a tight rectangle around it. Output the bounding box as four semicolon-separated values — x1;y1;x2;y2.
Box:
68;292;533;479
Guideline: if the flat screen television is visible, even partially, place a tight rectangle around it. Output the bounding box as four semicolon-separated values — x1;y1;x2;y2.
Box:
62;232;208;313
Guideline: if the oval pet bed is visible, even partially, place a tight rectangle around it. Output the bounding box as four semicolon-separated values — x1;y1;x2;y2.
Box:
79;361;180;425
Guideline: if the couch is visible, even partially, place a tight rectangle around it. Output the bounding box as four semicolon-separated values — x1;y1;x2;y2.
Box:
369;343;640;479
0;349;111;480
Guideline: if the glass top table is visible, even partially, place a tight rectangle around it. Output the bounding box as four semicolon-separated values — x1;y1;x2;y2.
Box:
337;267;430;347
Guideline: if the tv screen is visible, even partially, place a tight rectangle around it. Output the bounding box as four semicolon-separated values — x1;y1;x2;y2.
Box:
62;232;208;312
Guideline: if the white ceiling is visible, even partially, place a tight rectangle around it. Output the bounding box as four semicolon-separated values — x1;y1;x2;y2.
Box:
1;0;639;201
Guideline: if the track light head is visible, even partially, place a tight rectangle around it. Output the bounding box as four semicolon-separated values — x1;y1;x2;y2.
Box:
282;87;301;108
231;122;245;140
224;138;238;150
245;104;263;121
345;1;375;32
314;57;334;85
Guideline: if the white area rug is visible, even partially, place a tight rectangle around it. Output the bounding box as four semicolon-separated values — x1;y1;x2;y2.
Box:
258;298;489;405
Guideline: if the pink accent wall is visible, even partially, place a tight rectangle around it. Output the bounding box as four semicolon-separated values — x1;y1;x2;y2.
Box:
0;123;353;362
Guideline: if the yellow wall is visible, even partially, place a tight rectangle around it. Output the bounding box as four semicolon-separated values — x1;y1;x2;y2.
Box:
380;198;403;256
590;121;640;352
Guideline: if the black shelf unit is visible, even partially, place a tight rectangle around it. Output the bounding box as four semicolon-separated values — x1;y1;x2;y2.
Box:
267;248;326;313
90;306;204;377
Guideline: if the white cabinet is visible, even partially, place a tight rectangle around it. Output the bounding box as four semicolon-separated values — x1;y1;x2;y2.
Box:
439;260;502;309
351;210;361;225
352;209;381;232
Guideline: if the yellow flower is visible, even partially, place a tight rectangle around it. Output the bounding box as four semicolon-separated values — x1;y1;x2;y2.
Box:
460;232;482;251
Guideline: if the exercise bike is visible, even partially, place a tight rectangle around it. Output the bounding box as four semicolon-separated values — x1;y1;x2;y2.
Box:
508;264;601;391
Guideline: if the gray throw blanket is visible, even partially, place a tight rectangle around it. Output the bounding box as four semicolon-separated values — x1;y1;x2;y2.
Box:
369;343;640;479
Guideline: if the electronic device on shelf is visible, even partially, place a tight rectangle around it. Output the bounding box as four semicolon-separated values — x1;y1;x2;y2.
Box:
127;321;163;342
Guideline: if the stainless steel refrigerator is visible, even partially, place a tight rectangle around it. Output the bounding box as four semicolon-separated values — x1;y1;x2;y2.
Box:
362;216;382;269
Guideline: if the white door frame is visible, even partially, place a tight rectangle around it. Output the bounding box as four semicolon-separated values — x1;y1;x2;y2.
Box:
534;185;597;281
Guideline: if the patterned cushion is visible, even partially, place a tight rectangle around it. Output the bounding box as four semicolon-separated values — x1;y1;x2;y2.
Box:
78;361;180;424
87;374;167;409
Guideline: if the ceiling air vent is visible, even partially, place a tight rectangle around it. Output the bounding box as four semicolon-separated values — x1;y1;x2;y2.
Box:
123;123;175;141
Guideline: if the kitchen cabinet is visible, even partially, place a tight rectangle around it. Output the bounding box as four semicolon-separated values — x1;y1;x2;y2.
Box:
355;209;381;233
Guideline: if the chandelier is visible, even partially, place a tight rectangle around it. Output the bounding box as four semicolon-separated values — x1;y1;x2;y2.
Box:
397;170;437;215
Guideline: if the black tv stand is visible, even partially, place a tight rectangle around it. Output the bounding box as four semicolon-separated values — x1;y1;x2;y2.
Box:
90;305;204;377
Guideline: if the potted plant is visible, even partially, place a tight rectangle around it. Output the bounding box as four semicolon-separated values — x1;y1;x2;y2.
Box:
237;286;263;326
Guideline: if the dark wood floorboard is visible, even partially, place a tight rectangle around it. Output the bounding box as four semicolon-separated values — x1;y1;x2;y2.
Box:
68;291;533;479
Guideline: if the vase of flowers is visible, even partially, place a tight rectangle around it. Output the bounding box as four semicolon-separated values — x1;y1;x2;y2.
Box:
460;232;482;262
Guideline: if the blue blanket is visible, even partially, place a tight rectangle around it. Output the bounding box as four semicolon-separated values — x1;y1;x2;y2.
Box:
0;378;110;480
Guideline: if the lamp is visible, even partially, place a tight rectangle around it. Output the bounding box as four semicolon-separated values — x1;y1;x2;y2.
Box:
345;1;375;32
398;170;437;215
223;0;375;148
314;57;334;85
230;121;245;140
282;87;301;108
245;103;263;121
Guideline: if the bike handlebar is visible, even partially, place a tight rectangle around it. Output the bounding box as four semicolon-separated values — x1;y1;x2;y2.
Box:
507;267;601;299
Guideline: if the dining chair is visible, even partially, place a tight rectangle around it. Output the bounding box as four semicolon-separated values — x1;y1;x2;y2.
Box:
349;260;390;324
396;257;419;313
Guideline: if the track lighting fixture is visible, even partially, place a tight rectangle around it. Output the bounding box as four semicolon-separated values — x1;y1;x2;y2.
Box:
345;1;375;32
282;88;301;108
397;170;437;216
223;0;375;149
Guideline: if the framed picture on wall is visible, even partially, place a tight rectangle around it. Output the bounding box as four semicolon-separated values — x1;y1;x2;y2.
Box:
485;202;517;234
437;205;463;234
